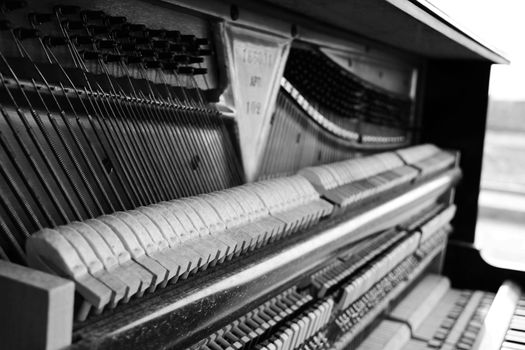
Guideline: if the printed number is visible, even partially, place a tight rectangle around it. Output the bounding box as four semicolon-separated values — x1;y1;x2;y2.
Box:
241;48;273;66
246;101;262;115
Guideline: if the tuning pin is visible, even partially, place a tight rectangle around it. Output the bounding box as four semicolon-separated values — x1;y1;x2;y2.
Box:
172;55;189;63
97;39;117;49
187;56;204;64
87;25;109;35
177;66;194;75
162;62;178;71
111;29;130;38
125;55;144;64
180;34;196;44
123;23;146;32
42;36;68;47
119;43;136;52
195;49;212;56
105;16;127;26
81;50;102;60
195;38;209;46
104;54;124;63
28;13;53;25
193;67;208;76
132;37;150;45
139;49;155;57
1;0;27;12
144;60;161;69
71;35;94;45
53;4;80;15
61;20;85;31
157;52;174;60
13;27;40;40
152;40;169;49
148;29;166;38
169;43;186;52
81;10;106;21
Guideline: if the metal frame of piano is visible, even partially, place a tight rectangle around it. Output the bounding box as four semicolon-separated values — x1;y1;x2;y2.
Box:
1;0;523;349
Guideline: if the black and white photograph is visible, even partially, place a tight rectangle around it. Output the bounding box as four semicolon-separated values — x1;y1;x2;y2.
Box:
0;0;523;349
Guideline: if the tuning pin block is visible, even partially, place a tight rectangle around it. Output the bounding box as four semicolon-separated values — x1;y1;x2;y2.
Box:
42;36;68;47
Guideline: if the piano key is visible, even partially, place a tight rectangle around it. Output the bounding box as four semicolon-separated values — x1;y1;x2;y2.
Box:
502;341;525;350
506;329;525;344
390;274;451;331
356;320;410;350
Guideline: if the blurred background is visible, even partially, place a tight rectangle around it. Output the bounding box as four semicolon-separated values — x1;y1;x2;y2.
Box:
431;0;525;270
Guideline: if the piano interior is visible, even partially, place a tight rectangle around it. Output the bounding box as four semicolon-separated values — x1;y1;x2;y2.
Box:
0;0;523;349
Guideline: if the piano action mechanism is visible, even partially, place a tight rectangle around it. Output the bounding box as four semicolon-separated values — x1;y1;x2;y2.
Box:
0;0;522;349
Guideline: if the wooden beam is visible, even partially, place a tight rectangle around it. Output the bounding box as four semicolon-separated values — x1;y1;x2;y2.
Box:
0;260;74;350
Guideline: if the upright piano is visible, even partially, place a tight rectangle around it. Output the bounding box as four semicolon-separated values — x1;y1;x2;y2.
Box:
0;0;523;349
